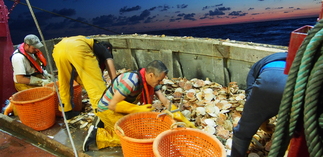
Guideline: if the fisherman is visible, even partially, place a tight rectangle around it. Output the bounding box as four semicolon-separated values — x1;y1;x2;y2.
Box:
231;52;288;157
11;34;51;91
3;34;52;116
82;60;195;151
52;35;117;120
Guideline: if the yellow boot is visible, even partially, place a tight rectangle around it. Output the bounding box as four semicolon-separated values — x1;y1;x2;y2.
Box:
96;109;125;149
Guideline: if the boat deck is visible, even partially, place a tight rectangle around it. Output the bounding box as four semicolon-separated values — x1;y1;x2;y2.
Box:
0;114;124;157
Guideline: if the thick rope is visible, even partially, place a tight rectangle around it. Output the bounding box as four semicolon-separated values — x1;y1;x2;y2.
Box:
268;19;323;157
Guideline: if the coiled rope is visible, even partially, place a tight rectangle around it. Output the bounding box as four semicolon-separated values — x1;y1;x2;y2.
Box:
268;19;323;157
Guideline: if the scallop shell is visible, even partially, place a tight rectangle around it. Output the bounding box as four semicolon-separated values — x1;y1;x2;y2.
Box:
204;118;216;127
202;125;216;135
181;110;191;120
205;103;220;117
196;107;206;116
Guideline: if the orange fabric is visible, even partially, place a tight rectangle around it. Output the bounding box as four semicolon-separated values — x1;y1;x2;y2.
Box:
18;43;47;73
139;68;154;104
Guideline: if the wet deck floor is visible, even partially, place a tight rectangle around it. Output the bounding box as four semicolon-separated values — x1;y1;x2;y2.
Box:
0;114;124;157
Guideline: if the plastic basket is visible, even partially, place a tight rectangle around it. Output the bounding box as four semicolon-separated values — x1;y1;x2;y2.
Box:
10;87;56;131
45;81;82;117
153;126;226;157
114;112;176;157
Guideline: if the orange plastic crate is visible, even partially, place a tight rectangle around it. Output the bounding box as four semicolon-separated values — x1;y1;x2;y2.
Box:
153;127;226;157
10;87;56;131
114;112;176;157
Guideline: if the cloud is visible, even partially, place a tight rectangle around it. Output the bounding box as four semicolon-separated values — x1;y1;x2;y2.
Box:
207;9;225;16
177;13;185;17
52;8;76;17
159;5;170;11
228;11;248;16
218;7;231;11
144;16;156;23
92;14;115;26
177;4;188;9
202;3;224;10
183;13;196;21
119;5;141;14
248;8;254;11
169;17;182;22
149;7;157;11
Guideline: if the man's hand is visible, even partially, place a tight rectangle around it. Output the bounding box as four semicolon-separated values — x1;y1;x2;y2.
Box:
43;70;54;80
42;78;52;86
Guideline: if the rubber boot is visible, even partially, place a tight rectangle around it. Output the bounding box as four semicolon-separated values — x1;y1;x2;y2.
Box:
231;136;251;157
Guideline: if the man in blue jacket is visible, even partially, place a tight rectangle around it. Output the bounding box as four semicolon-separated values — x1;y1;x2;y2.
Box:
231;52;288;157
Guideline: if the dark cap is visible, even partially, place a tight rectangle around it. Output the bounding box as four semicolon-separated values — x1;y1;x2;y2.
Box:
24;34;43;49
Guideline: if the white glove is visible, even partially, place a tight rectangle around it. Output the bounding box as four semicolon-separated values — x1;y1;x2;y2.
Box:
30;76;43;86
43;70;54;80
42;78;52;86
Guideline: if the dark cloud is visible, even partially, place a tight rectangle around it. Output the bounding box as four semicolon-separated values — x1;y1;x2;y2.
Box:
71;17;89;28
140;9;151;18
149;7;157;11
119;5;141;14
177;4;188;9
248;8;254;11
218;7;231;11
45;19;70;30
251;13;260;15
175;13;196;21
144;16;156;23
258;0;264;1
265;7;271;10
177;13;185;17
202;4;224;10
183;13;196;21
92;15;115;26
159;5;170;11
207;9;225;16
52;8;76;16
228;11;248;16
169;17;182;22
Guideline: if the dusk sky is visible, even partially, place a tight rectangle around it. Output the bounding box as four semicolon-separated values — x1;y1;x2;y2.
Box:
4;0;321;44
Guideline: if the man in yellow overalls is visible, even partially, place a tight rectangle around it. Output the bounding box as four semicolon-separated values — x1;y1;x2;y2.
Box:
52;35;117;119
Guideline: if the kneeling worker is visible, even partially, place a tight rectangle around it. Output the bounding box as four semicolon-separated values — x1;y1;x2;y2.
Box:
83;60;195;151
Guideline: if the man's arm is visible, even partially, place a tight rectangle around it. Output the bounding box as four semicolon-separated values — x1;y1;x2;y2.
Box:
155;90;170;109
107;90;126;111
106;58;117;80
15;75;32;84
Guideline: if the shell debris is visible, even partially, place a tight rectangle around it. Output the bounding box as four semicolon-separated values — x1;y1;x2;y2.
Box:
67;69;277;157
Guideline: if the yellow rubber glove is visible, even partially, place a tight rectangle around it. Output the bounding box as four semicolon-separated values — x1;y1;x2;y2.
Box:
169;104;195;128
115;101;154;114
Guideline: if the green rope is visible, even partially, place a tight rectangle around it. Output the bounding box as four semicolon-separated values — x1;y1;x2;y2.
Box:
268;19;323;157
303;47;323;157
